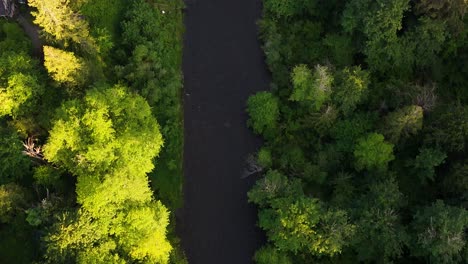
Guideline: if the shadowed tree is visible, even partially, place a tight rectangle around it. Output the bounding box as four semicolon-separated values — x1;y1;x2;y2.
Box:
411;200;467;263
247;91;280;139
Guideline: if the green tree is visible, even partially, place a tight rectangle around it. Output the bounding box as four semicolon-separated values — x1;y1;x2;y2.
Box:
258;194;354;256
247;91;280;138
254;246;293;264
248;170;291;207
44;85;163;177
33;165;61;188
411;148;446;183
0;183;26;223
290;64;333;111
257;148;273;169
381;105;424;143
0;73;42;117
29;0;90;44
316;208;356;256
45;202;172;264
331;112;376;153
0;51;44;118
263;0;318;18
415;0;467;35
322;34;355;67
403;17;447;69
332;66;369;115
43;46;86;87
259;196;321;253
354;133;394;171
0;22;32;53
0;128;30;184
424;105;468;153
342;0;411;76
352;177;408;262
411;200;467;263
443;161;468;202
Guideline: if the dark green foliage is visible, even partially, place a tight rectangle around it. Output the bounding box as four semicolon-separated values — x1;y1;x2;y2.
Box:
443;162;468;204
411;200;468;263
352;177;408;262
248;170;293;207
331;112;376;153
290;64;333;111
411;148;446;183
332;66;369;115
0;128;31;184
0;30;44;118
247;92;280;138
258;195;354;256
254;246;293;264
322;34;354;67
118;0;184;209
0;22;32;53
424;105;468;153
249;0;468;262
0;183;27;223
250;170;355;257
380;105;424;143
257;148;273;169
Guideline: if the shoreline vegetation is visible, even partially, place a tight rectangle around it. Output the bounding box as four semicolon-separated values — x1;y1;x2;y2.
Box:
0;0;186;263
247;0;467;263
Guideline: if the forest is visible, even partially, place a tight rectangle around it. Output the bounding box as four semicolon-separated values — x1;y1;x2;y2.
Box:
247;0;468;263
1;0;467;263
0;0;185;263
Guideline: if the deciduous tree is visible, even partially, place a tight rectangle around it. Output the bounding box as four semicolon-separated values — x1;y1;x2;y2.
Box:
411;200;467;263
43;46;86;87
354;133;394;171
44;85;163;177
247;91;280;139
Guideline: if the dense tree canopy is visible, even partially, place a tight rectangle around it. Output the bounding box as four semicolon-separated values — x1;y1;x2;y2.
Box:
44;86;163;177
29;0;90;45
248;0;468;262
0;0;183;262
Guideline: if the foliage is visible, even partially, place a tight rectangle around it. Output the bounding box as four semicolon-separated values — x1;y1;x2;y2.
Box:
0;0;183;262
411;200;468;263
254;246;293;264
424;105;468;153
44;86;163;177
290;64;333;111
33;165;61;187
45;202;172;264
29;0;91;45
411;148;446;183
332;66;369;115
352;177;408;262
247;91;280;138
43;46;86;87
353;133;394;171
249;0;468;262
0;128;31;184
0;22;32;53
0;183;26;223
257;148;273;169
118;0;184;209
0;51;44;118
381;105;424;143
